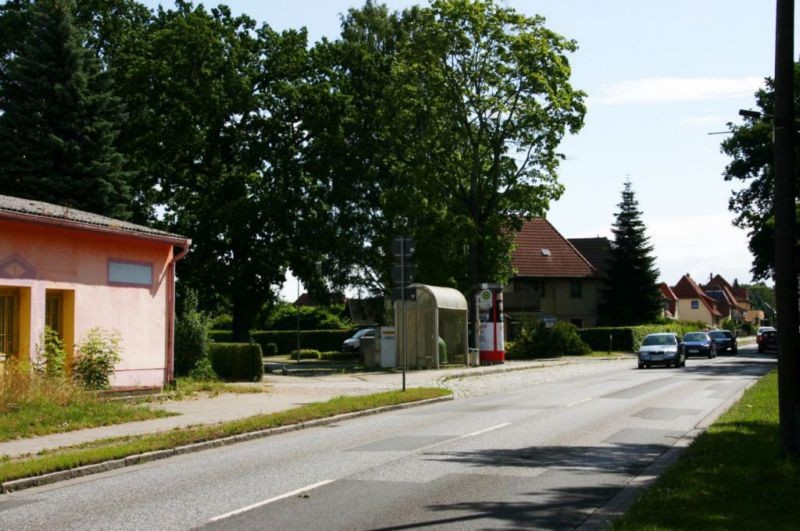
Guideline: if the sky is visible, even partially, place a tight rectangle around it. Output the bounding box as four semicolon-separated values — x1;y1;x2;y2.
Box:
140;0;792;298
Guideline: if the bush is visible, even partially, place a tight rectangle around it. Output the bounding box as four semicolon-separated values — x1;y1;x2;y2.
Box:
265;343;278;356
739;322;755;336
264;304;351;330
208;343;263;382
579;321;705;352
507;321;590;359
174;290;211;376
289;349;321;360
208;329;354;354
34;326;66;378
188;355;218;381
210;314;233;330
73;328;122;390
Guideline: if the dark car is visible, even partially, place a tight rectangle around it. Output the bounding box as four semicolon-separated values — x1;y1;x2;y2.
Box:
757;326;777;353
682;332;717;358
341;328;375;352
757;328;778;353
708;330;737;354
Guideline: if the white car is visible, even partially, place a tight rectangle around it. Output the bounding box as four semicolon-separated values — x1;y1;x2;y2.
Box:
341;328;375;352
638;333;685;369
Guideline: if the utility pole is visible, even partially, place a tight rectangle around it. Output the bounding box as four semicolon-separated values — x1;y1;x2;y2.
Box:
773;0;800;455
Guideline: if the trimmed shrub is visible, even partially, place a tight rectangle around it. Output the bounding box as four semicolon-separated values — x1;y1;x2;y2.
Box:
209;329;354;354
579;321;705;352
507;321;590;359
210;314;233;330
73;328;122;390
289;349;321;360
208;343;264;382
265;343;278;356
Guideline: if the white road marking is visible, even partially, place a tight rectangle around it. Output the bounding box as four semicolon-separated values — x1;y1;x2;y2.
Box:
207;479;335;523
460;423;511;439
564;398;592;408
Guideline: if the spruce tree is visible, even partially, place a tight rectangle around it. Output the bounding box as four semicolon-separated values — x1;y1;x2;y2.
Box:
599;180;663;325
0;0;130;219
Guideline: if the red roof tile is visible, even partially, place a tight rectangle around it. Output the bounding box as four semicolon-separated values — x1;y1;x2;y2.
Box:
659;283;678;301
511;219;596;278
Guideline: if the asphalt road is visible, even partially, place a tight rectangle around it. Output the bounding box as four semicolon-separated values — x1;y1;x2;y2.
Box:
0;346;774;530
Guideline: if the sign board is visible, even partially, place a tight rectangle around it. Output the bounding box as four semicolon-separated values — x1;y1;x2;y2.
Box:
477;289;493;309
391;287;417;302
391;264;415;284
391;236;416;258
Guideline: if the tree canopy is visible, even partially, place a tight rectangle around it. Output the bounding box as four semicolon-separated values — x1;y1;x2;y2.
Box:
721;63;800;281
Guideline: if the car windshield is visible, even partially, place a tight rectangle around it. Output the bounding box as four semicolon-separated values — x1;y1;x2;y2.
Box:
354;328;373;338
684;332;707;342
642;335;676;346
709;331;729;339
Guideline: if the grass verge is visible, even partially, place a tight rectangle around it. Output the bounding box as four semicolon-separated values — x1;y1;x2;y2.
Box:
157;378;268;400
0;387;450;484
613;370;799;530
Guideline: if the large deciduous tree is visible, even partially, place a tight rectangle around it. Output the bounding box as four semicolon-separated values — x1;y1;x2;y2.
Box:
120;2;313;340
0;0;131;218
721;63;800;281
599;181;662;325
307;0;585;295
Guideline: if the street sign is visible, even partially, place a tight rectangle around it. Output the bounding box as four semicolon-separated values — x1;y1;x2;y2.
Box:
391;236;415;258
391;264;415;284
477;289;493;309
391;287;417;302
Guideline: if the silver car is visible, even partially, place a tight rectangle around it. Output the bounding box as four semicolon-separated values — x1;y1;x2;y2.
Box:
638;333;685;369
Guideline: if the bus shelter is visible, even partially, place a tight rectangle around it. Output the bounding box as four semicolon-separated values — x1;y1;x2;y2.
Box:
394;284;468;369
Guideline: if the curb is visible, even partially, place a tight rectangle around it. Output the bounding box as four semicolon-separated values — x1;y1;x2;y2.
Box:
0;395;453;494
576;376;761;531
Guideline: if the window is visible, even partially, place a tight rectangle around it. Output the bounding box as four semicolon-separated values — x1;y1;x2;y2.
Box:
45;292;63;337
691;300;699;309
108;260;153;287
570;280;582;298
0;289;18;357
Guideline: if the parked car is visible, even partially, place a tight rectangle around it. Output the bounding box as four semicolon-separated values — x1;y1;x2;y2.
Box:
708;330;737;354
342;328;376;352
757;326;777;353
757;328;778;353
638;333;685;369
683;331;717;358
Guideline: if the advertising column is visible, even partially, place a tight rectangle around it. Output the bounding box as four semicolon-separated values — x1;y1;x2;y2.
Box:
477;286;504;364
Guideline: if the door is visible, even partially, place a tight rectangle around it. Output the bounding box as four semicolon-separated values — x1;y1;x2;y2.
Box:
0;289;19;358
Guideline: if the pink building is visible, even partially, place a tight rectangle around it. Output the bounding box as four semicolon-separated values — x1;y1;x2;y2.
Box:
0;195;190;389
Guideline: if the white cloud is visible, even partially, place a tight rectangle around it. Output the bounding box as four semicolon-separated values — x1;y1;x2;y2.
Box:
592;76;764;105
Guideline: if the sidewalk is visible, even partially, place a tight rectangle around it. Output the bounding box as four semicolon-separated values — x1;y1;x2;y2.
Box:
0;357;593;459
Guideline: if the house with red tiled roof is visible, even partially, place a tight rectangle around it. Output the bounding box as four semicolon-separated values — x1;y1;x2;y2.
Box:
506;219;599;329
672;274;722;327
658;283;679;320
701;274;756;324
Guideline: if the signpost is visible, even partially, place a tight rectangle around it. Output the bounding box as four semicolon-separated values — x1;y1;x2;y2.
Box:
392;236;415;391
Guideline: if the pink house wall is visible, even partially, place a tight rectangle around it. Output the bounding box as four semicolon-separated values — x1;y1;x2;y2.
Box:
0;218;174;388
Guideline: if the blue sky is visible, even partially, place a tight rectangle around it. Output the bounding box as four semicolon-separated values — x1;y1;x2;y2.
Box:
141;1;791;296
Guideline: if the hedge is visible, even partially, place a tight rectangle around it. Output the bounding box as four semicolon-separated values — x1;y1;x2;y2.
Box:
209;329;355;354
208;342;264;382
579;322;705;353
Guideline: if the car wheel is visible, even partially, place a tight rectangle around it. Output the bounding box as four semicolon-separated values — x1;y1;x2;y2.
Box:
732;347;738;355
638;362;644;369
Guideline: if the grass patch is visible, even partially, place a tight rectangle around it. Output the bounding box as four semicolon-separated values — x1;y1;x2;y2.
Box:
159;378;268;400
613;370;799;530
0;387;450;484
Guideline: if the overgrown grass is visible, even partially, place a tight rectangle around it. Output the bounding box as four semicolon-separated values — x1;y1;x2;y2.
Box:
0;364;171;441
0;387;450;484
160;377;267;400
613;370;799;530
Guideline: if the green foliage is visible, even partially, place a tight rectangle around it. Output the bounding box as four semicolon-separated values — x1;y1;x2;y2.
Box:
187;355;218;381
208;343;263;382
289;349;321;360
265;343;278;356
739;322;755;336
579;322;704;352
0;0;131;218
34;326;66;378
210;329;355;355
721;318;738;333
174;289;211;377
319;351;359;361
264;304;351;331
210;314;233;330
599;181;663;325
507;321;590;359
721;64;800;280
73;328;122;390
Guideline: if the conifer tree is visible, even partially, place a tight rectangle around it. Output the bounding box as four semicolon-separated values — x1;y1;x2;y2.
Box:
599;181;663;325
0;0;130;218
